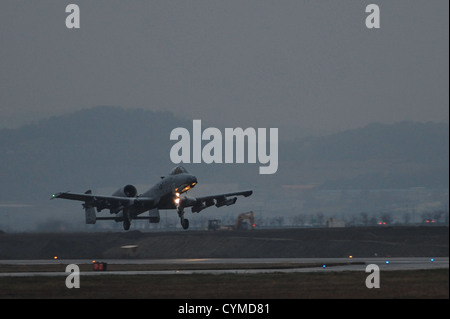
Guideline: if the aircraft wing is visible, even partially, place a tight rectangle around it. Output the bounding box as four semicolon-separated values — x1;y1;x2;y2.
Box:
195;190;253;202
51;191;153;208
184;190;253;213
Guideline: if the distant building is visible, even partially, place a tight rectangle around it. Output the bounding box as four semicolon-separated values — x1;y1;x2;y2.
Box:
326;218;346;228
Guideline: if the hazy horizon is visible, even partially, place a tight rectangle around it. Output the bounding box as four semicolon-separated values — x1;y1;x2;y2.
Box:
1;1;448;138
2;104;449;141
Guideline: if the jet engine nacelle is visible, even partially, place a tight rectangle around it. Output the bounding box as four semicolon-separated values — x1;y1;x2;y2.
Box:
112;185;138;198
215;197;237;208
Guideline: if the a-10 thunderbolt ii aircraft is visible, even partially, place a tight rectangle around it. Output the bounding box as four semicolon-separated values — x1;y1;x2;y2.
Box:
52;166;252;230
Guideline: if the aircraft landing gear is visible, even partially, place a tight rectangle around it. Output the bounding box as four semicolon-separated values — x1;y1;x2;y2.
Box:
181;218;190;230
123;208;131;231
177;206;190;230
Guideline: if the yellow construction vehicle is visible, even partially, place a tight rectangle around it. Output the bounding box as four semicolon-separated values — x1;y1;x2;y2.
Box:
235;211;255;230
208;211;255;231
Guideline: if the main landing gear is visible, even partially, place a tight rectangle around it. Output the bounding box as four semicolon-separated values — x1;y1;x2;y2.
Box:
177;206;190;230
123;209;131;231
181;217;190;230
175;193;190;230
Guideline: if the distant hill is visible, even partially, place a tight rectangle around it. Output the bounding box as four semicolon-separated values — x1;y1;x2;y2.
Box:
0;106;190;202
279;121;449;189
0;106;448;203
285;121;449;163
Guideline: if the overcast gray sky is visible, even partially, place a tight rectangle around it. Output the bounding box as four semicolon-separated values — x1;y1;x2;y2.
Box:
0;1;448;138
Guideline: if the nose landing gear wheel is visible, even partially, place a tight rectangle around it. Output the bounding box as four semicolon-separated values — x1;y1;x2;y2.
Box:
123;219;130;230
181;218;189;230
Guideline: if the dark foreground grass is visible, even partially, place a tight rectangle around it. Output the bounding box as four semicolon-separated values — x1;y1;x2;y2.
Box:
0;269;448;299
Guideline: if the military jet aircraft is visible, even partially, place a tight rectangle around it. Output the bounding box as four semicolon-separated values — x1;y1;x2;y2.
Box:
51;166;252;230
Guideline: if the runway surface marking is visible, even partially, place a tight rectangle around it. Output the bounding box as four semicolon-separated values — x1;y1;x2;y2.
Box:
0;257;447;277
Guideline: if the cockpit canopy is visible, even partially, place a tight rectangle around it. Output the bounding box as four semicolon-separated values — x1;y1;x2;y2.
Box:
169;166;189;175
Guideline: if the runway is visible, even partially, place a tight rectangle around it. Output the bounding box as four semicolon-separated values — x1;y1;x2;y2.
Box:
0;257;447;277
